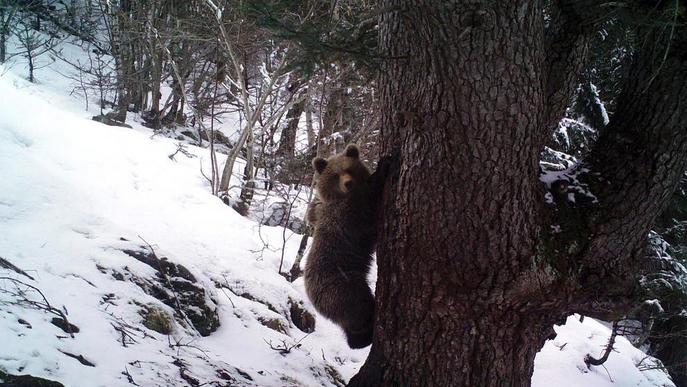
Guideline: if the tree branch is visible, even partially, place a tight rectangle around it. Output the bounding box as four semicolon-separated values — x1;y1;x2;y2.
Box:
562;21;687;318
541;0;596;140
585;321;619;368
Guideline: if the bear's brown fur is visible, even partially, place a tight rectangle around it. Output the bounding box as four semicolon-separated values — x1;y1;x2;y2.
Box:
304;144;378;349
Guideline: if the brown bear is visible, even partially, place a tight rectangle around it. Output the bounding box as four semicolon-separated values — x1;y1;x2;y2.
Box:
304;144;380;349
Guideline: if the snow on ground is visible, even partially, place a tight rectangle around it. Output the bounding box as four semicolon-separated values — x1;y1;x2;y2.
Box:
0;43;676;386
534;316;673;387
0;62;361;386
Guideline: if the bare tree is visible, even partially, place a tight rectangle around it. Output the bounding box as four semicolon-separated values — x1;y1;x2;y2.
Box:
12;20;58;83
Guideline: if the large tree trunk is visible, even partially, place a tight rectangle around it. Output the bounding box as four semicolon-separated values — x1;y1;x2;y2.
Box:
349;1;687;386
353;3;553;385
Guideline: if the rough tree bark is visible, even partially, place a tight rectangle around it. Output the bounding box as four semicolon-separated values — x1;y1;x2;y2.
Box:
349;1;686;386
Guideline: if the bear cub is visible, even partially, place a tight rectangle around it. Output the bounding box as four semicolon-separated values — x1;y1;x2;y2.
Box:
304;144;379;349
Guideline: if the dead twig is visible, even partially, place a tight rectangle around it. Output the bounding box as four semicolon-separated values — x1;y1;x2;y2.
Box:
0;256;35;280
278;184;304;276
168;142;195;162
0;276;75;338
122;365;139;386
105;310;155;347
218;275;236;308
264;333;311;356
585;320;619;369
167;335;211;359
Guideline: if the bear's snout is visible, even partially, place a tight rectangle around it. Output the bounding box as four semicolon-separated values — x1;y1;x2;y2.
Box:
340;173;354;192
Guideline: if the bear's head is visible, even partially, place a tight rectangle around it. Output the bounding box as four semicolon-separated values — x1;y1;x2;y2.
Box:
312;144;371;202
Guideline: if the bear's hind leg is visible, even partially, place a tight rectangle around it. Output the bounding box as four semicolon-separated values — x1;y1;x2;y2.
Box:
339;277;374;349
345;322;373;349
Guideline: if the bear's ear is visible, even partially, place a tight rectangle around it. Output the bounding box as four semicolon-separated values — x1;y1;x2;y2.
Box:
344;144;360;159
312;157;328;173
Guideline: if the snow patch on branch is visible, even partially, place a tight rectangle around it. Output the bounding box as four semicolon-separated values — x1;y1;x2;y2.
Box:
540;147;597;204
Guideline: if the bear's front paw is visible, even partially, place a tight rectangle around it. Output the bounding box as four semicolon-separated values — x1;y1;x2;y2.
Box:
370;154;400;194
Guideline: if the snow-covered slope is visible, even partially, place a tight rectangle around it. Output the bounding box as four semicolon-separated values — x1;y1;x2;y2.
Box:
0;56;675;386
0;65;361;386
